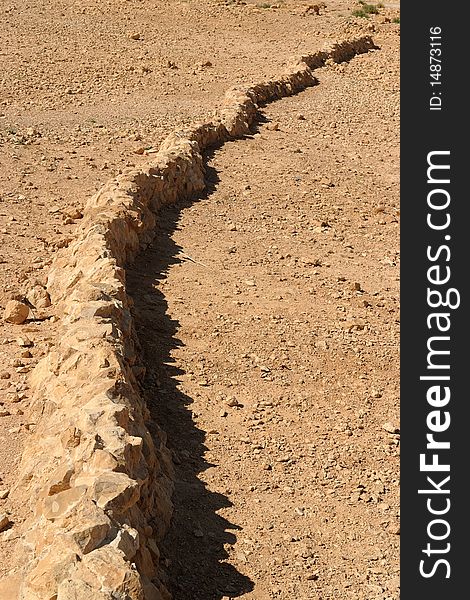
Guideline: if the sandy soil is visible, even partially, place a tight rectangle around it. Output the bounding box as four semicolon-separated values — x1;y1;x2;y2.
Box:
0;1;399;596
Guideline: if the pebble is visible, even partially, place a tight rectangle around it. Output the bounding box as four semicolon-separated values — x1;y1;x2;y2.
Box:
0;410;11;417
0;514;12;532
0;489;9;500
129;32;141;40
17;337;33;347
382;422;399;434
226;397;241;407
266;121;280;131
0;372;10;380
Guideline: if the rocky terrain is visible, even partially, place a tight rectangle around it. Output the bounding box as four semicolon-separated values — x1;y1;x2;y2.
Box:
0;1;399;598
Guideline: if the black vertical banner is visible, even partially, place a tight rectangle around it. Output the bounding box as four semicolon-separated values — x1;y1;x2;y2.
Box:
401;3;469;598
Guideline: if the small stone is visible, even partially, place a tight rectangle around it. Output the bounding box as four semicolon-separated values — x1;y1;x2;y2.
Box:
319;176;334;187
129;32;141;40
226;397;240;407
352;282;362;291
344;319;365;332
20;350;32;358
220;410;228;417
0;410;11;417
0;372;10;380
382;422;400;434
16;337;33;347
0;490;9;500
8;427;20;434
297;113;306;120
193;528;204;538
0;514;12;532
134;147;145;155
3;301;29;324
266;121;280;131
66;207;83;220
26;285;51;309
388;523;400;535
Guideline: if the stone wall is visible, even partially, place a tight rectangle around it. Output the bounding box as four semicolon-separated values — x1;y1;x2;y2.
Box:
0;37;376;599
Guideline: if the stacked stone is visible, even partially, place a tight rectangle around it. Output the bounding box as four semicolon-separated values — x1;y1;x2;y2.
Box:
1;36;375;600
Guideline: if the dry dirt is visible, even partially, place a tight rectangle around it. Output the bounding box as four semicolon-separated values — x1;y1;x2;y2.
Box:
0;0;399;597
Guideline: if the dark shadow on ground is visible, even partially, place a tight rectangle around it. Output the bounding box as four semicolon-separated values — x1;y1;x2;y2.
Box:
127;136;261;599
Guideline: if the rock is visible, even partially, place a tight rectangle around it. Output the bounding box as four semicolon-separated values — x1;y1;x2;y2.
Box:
65;207;83;220
226;397;240;407
0;489;10;499
67;503;113;554
26;285;52;309
0;372;10;379
17;336;33;347
266;121;280;131
110;525;140;560
388;523;400;535
0;410;11;417
3;300;29;324
91;472;140;512
71;546;144;596
47;463;74;495
41;486;88;521
23;545;80;598
297;113;306;120
0;514;12;532
319;176;334;187
0;574;21;599
382;422;400;434
129;32;141;40
21;350;33;358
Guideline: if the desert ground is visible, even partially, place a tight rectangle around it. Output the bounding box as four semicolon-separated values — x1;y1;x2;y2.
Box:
0;1;399;598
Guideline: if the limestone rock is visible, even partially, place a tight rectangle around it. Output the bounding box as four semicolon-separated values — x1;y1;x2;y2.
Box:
91;471;140;512
0;513;12;532
26;285;52;309
0;574;21;600
3;300;29;324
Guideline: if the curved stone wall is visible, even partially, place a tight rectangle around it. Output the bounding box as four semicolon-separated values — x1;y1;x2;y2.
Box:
0;36;376;600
